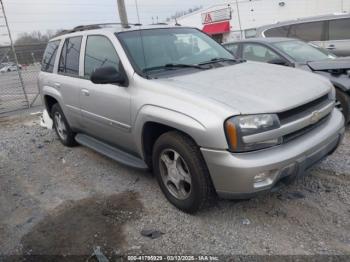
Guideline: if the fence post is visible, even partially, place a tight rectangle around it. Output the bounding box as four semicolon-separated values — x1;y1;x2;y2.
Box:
0;0;30;109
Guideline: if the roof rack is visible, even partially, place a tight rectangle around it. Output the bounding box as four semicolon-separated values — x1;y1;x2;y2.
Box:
56;22;143;36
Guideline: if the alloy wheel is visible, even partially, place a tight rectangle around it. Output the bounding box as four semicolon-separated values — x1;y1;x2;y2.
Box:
159;149;192;200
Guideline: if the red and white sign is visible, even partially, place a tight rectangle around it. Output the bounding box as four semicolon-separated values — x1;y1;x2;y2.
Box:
201;7;231;24
204;13;213;24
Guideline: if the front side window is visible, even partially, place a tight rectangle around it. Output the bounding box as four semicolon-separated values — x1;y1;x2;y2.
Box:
329;18;350;40
84;35;120;78
273;40;335;63
117;28;233;74
288;21;324;41
58;36;82;75
41;40;60;73
242;43;281;63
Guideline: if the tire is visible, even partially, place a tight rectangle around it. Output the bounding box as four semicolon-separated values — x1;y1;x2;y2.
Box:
336;89;350;124
51;103;77;147
152;131;213;213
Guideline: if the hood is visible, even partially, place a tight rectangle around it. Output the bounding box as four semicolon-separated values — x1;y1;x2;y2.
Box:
155;62;331;115
307;57;350;71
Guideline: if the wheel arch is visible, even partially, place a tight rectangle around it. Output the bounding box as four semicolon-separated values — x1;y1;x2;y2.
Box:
134;105;210;168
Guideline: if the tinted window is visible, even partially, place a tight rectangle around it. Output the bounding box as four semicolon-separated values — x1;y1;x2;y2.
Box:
264;26;290;37
288;21;324;41
242;43;281;63
224;43;239;56
329;18;350;40
58;36;82;75
41;40;60;73
84;35;120;78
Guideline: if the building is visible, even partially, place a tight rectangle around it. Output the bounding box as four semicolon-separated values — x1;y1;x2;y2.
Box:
175;0;350;43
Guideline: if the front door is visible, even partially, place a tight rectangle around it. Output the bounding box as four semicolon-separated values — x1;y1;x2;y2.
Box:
79;35;132;150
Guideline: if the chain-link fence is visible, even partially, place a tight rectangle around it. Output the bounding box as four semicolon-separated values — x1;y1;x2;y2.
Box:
1;0;45;115
0;44;45;114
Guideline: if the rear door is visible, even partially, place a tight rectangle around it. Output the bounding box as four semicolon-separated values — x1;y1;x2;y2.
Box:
324;18;350;56
49;36;83;129
79;34;132;149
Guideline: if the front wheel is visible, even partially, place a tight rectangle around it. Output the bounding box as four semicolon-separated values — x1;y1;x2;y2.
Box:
335;89;350;124
152;131;213;213
52;103;77;147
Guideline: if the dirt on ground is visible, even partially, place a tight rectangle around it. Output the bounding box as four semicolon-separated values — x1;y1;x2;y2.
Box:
0;113;350;259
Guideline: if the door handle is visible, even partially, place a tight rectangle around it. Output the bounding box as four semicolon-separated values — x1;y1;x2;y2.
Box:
53;82;61;88
81;89;90;96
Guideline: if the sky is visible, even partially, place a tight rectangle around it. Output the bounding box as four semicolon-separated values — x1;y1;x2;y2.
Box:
0;0;220;44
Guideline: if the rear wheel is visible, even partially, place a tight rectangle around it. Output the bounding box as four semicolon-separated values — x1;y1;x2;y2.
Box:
335;89;350;124
52;103;77;147
152;131;213;213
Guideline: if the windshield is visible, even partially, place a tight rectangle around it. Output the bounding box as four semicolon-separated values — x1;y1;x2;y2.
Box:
273;40;336;63
117;28;234;74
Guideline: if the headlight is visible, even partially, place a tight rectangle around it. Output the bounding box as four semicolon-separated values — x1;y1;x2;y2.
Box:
225;114;281;152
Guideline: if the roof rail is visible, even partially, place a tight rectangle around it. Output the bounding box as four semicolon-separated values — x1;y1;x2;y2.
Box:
56;22;143;36
151;22;168;25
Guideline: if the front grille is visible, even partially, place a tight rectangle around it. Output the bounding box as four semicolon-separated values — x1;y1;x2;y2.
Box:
282;114;330;144
277;94;333;144
278;94;329;125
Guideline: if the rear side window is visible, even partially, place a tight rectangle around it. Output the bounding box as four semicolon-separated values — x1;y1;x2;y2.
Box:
242;43;281;63
264;26;290;37
329;18;350;40
58;36;82;76
84;35;120;78
41;40;60;73
288;21;324;41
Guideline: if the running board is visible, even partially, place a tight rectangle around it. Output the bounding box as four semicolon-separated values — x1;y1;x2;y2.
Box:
75;134;148;170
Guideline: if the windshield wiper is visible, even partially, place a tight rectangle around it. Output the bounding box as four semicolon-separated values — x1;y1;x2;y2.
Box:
198;57;243;65
143;63;210;73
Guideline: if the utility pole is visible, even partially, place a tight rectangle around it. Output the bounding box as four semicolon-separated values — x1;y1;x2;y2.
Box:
0;0;29;108
117;0;129;28
235;0;243;39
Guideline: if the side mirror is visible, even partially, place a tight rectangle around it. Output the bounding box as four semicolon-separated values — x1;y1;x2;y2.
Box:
90;66;128;86
268;58;288;66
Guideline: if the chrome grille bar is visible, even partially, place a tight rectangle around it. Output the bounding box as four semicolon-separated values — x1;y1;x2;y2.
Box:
243;101;335;144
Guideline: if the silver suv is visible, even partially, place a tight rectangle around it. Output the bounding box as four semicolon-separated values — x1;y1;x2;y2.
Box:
39;24;345;213
255;13;350;57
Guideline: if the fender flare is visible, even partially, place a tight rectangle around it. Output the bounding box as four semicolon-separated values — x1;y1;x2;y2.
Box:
42;86;64;113
133;105;207;158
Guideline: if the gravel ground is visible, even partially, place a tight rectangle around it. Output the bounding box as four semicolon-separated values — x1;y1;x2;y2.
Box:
0;113;349;258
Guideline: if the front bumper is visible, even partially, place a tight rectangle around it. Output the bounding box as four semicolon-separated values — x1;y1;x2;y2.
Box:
201;109;345;199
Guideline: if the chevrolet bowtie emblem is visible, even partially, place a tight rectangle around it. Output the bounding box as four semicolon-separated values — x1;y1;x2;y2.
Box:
310;111;321;124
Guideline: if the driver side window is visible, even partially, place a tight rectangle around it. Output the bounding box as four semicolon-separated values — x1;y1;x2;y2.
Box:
242;43;281;63
84;35;120;78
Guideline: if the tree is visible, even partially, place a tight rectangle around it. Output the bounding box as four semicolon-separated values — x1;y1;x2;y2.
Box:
166;6;202;22
14;30;61;45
